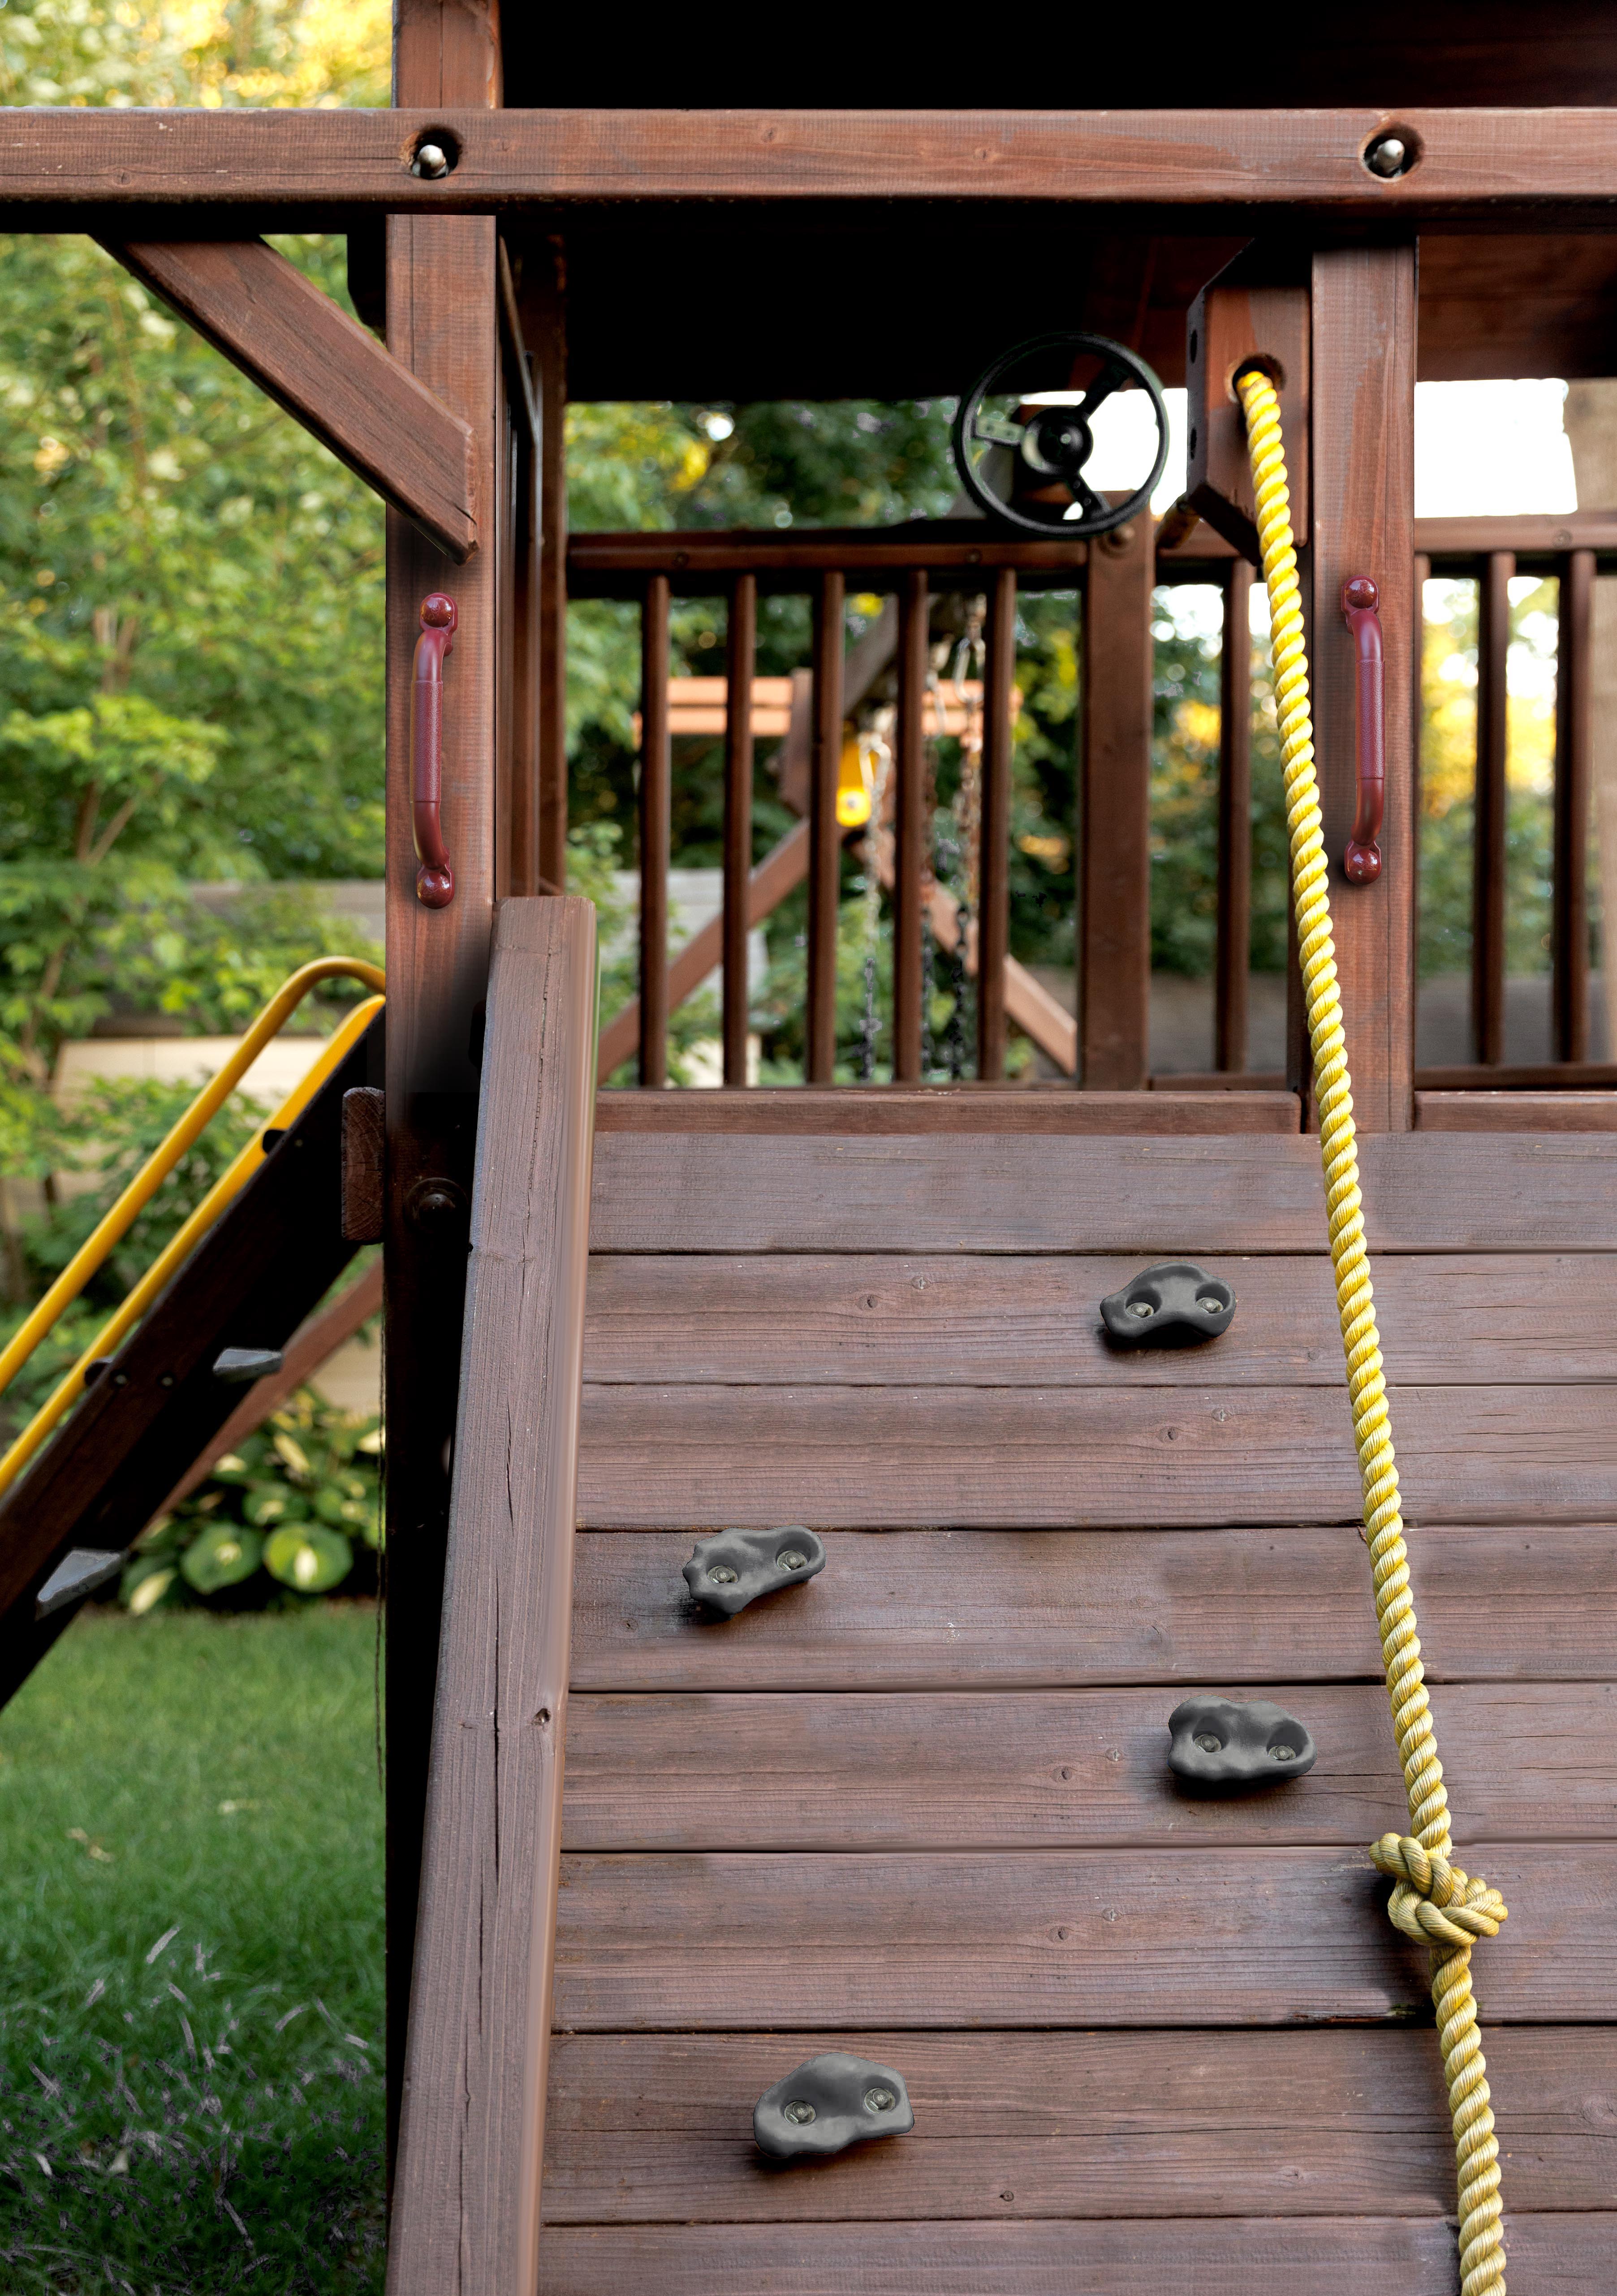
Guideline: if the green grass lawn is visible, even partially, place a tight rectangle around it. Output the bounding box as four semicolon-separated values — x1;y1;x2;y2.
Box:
0;1604;384;2293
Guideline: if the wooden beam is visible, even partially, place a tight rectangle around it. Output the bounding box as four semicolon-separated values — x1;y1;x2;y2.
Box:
1309;244;1418;1131
388;897;597;2296
568;523;1089;595
102;238;474;560
1078;511;1154;1089
16;109;1617;221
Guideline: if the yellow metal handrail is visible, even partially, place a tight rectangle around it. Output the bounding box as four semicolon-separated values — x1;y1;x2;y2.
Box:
0;958;385;1502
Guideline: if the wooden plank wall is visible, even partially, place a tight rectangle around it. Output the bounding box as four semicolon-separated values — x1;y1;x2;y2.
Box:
539;1125;1617;2292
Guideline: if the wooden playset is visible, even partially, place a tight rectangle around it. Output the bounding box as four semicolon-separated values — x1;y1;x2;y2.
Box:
3;11;1617;2290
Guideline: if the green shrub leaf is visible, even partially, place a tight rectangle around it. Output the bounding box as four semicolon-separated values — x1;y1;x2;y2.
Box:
178;1522;263;1594
263;1523;352;1595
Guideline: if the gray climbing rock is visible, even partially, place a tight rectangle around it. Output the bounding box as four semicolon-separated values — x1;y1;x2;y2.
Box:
1100;1261;1235;1345
682;1526;826;1618
1167;1693;1316;1787
753;2052;914;2160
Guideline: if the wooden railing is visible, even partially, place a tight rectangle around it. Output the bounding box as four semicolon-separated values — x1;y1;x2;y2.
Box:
568;511;1617;1095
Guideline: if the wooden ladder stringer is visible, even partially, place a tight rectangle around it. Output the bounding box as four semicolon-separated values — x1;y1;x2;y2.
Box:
0;1012;384;1712
388;896;598;2296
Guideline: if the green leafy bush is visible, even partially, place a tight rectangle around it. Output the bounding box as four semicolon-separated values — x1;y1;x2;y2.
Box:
125;1388;381;1616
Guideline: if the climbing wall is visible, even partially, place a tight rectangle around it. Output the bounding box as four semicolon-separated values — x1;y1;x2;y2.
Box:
543;1117;1617;2293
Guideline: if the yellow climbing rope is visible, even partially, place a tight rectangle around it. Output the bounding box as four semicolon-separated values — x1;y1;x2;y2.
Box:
1237;366;1509;2296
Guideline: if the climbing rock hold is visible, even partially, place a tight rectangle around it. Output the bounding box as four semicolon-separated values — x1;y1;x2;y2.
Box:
754;2052;914;2159
682;1526;826;1618
1167;1694;1316;1787
1100;1261;1235;1345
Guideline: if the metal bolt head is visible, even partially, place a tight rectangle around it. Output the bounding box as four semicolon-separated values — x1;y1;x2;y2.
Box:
1365;134;1407;178
1269;1744;1297;1762
414;142;450;178
783;2099;816;2125
1198;1296;1224;1314
707;1564;738;1584
776;1549;808;1572
406;1176;468;1233
1127;1300;1154;1319
863;2086;897;2114
1194;1731;1223;1754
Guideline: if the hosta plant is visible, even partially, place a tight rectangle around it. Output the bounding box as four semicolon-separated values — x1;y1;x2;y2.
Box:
124;1387;381;1613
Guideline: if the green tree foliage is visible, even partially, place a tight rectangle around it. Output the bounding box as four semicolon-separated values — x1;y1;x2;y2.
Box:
0;4;390;1072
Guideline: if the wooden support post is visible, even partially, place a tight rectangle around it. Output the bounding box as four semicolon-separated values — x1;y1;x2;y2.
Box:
893;571;927;1084
388;897;596;2296
977;569;1016;1081
1473;549;1514;1066
384;0;502;2175
1078;511;1154;1090
807;571;845;1083
1554;547;1595;1062
723;575;756;1087
529;238;569;893
1216;558;1255;1072
1309;243;1418;1131
496;242;539;900
638;575;672;1088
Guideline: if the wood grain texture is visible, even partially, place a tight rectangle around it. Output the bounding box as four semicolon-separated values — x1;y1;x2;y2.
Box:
389;898;598;2296
103;238;475;558
577;1382;1617;1527
1474;549;1513;1067
341;1086;386;1243
383;207;500;2158
586;1130;1617;1252
1417;1091;1617;1132
535;2213;1615;2294
580;1251;1617;1387
17;108;1617;218
562;1682;1616;1853
1078;515;1152;1089
1310;245;1417;1131
893;571;927;1081
572;523;1087;598
552;1842;1615;2028
592;1088;1300;1135
541;2027;1613;2222
1216;558;1255;1072
1554;548;1595;1062
569;1526;1617;1692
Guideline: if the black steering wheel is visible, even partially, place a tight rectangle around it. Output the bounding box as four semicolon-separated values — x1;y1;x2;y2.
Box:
952;331;1170;536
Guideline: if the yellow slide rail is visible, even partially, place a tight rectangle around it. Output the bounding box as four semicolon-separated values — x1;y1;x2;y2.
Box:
1238;366;1509;2296
0;957;385;1504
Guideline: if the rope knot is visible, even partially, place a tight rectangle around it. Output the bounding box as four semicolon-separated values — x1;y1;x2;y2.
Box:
1369;1833;1509;1951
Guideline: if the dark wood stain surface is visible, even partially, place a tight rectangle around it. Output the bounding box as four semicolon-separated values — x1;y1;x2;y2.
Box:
551;1122;1615;2284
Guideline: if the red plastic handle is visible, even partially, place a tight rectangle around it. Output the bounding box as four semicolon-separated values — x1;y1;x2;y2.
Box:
412;592;457;908
1340;575;1384;885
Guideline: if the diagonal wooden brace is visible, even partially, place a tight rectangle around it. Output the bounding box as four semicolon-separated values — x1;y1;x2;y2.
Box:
98;235;477;561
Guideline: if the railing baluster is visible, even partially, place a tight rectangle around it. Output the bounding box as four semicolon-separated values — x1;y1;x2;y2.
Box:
1554;546;1595;1064
638;572;671;1088
893;570;927;1083
806;570;845;1083
977;569;1016;1081
723;573;756;1087
1471;549;1513;1066
1215;558;1254;1072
